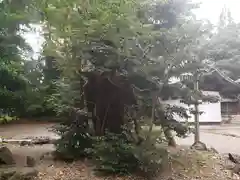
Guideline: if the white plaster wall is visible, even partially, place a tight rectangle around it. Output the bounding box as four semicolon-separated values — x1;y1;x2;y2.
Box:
162;91;222;123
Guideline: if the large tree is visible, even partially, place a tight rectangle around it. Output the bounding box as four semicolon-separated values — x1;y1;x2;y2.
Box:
0;0;33;117
35;0;217;146
197;7;240;99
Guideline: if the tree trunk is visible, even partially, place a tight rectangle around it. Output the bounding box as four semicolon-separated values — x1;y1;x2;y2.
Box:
146;92;157;142
79;78;85;109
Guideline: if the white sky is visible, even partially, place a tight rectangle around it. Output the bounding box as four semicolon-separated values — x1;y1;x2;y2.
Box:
193;0;240;23
23;0;240;59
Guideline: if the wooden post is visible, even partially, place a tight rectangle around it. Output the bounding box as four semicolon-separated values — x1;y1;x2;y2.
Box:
191;73;207;151
194;74;200;143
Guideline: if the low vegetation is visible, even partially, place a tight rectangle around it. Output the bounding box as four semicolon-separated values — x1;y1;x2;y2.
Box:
1;0;240;179
34;146;232;180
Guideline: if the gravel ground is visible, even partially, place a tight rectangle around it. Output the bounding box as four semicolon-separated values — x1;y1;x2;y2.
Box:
1;123;240;154
176;132;240;154
0;123;57;139
1;122;239;180
33;146;236;180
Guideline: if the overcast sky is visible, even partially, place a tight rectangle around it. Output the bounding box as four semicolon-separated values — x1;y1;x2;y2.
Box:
23;0;240;59
193;0;240;23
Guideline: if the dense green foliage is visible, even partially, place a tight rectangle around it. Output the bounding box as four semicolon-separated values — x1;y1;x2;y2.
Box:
54;115;165;177
0;0;30;118
36;0;205;176
92;132;140;175
90;131;166;177
54;120;93;160
2;0;239;119
2;0;240;177
0;0;57;119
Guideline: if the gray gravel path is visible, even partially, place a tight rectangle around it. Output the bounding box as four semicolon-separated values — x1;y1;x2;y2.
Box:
1;123;240;154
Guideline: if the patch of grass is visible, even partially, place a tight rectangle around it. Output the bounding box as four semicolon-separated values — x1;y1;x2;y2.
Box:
0;115;18;124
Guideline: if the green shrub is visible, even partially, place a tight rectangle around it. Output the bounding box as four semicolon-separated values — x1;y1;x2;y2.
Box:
53;115;93;161
90;132;138;175
133;141;168;177
0;114;18;124
53;111;168;178
90;131;168;178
